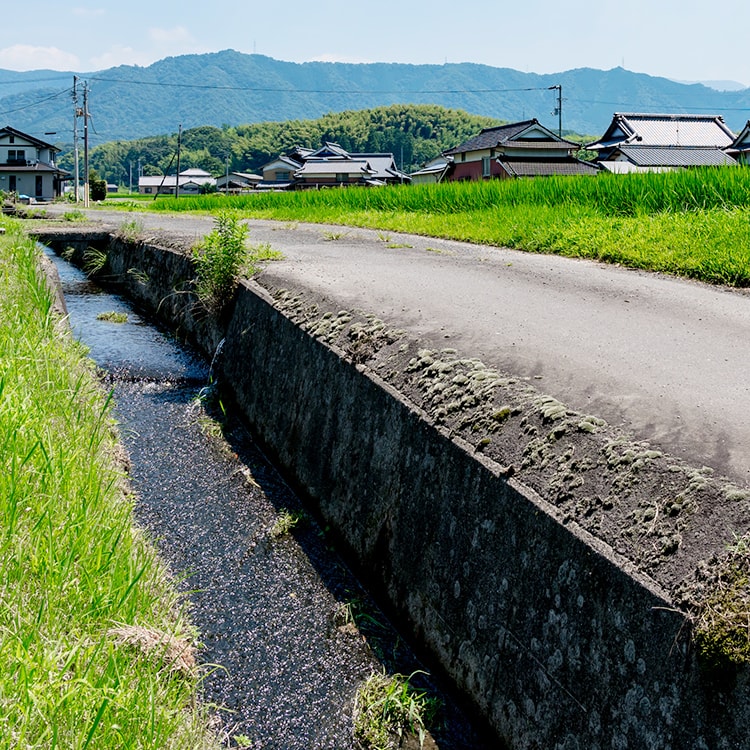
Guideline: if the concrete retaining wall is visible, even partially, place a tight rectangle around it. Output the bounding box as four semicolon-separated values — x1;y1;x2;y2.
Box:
41;231;750;749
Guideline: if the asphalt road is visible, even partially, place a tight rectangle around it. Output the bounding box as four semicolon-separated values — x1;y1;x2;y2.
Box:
46;206;750;487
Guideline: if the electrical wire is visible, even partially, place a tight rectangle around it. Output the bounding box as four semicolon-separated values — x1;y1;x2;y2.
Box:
0;86;72;116
88;75;555;95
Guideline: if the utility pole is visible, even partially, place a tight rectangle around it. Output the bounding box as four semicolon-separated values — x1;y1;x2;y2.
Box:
72;76;80;202
549;84;563;137
174;125;182;199
225;154;230;195
83;81;90;207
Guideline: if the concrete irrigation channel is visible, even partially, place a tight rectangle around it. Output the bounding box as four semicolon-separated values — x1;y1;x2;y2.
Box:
42;244;495;748
35;207;750;748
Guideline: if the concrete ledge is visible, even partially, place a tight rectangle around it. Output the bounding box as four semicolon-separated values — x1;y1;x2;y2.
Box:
37;227;750;749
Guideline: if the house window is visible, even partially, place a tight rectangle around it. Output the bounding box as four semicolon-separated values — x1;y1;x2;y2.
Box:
336;173;348;183
482;156;491;177
8;149;26;162
144;187;152;194
276;170;290;181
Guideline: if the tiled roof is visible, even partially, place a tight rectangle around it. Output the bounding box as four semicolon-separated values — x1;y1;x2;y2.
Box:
589;113;736;150
308;142;351;159
500;140;578;151
0;162;67;174
445;120;539;155
261;155;303;171
411;161;451;177
357;154;409;180
498;157;600;177
295;159;373;176
614;146;736;167
729;120;750;151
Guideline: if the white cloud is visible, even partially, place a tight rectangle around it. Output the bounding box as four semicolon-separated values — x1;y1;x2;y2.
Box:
87;27;212;70
0;45;80;71
148;26;194;45
89;44;157;70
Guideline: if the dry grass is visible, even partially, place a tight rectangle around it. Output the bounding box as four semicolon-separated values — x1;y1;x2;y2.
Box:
108;624;198;677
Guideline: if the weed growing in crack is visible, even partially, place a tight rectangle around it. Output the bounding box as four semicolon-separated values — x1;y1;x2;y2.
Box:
82;246;107;275
270;508;308;539
128;267;150;285
353;670;440;750
247;241;283;265
62;209;87;222
192;211;249;312
116;218;145;242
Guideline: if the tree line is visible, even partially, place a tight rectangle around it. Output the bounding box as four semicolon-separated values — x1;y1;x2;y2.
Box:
57;105;502;188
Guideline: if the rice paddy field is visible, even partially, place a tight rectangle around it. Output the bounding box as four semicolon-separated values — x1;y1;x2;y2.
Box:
0;220;218;749
146;167;750;287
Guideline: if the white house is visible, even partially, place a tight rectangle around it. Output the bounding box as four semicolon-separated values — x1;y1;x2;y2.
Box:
0;126;68;200
138;167;216;195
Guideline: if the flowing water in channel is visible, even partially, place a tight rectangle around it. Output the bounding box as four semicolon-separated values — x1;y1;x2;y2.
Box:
47;249;497;749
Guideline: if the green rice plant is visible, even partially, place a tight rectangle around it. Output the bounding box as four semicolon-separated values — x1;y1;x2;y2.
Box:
0;226;219;749
136;168;750;287
191;211;249;311
353;670;440;749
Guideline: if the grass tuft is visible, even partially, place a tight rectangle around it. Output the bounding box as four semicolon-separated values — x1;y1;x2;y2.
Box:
353;670;440;749
96;310;128;323
270;508;308;539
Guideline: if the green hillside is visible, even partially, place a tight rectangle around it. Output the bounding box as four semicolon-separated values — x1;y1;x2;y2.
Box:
2;51;749;149
64;104;503;186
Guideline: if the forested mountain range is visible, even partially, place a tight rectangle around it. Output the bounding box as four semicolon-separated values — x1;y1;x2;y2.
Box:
2;50;750;151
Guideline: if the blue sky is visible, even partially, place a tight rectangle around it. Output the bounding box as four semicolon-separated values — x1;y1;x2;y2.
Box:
1;1;747;87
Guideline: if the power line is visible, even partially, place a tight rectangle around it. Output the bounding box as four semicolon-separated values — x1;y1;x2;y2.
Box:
575;97;750;112
88;75;554;96
0;75;72;86
0;86;72;116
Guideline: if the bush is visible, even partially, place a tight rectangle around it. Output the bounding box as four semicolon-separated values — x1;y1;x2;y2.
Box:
191;211;248;311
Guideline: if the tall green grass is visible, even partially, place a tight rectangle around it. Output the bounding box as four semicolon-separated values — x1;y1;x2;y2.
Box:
143;168;750;286
151;167;750;216
0;220;218;749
